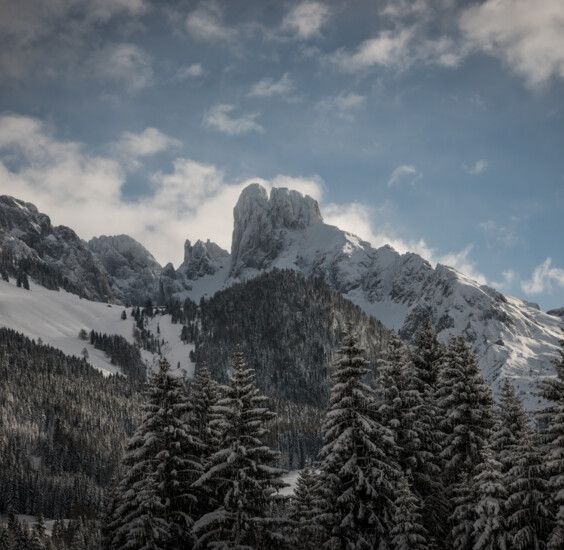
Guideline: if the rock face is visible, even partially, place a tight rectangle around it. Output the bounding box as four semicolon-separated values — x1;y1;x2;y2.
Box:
0;196;115;302
88;235;162;305
547;307;564;319
230;184;322;276
179;239;230;280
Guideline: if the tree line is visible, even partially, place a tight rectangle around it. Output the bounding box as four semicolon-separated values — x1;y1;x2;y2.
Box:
99;321;564;549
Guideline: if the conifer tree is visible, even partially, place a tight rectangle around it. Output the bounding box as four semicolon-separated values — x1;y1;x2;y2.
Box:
30;514;47;550
316;327;399;549
506;431;551;549
541;332;564;550
411;317;443;390
390;475;428;550
437;337;494;485
193;350;286;549
187;364;222;516
472;447;508;550
491;379;528;475
449;474;475;550
377;334;425;472
409;320;449;546
108;358;203;550
289;467;322;549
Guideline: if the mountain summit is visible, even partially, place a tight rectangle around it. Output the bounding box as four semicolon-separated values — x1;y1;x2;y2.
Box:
230;184;322;276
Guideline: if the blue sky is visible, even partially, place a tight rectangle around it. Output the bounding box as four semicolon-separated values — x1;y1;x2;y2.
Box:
0;0;563;309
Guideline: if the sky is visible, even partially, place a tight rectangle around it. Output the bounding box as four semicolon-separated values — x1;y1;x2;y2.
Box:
0;0;563;310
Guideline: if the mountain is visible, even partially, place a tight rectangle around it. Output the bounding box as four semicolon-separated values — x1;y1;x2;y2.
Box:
547;307;564;319
88;234;162;305
0;195;115;302
0;187;561;409
177;184;562;408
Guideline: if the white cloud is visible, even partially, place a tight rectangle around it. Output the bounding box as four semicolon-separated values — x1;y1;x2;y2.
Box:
522;258;564;294
465;159;489;175
387;164;419;187
316;92;366;112
0;0;150;81
459;0;564;86
0;0;148;44
380;0;431;19
330;28;414;71
203;104;264;136
491;269;517;290
115;128;181;168
185;2;237;42
91;43;153;91
175;63;204;79
282;1;331;39
248;73;293;98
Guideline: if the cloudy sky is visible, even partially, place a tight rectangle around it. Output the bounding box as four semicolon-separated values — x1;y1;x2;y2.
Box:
0;0;563;309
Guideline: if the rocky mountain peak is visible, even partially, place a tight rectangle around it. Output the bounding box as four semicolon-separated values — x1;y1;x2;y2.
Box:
180;239;229;280
230;183;322;276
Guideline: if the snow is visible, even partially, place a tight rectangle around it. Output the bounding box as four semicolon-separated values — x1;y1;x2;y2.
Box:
0;514;62;536
280;470;301;496
0;278;194;377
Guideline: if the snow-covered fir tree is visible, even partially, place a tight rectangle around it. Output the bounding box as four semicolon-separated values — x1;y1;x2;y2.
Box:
408;320;449;545
193;350;286;549
437;337;495;485
187;364;222;516
491;379;529;475
410;317;444;390
541;333;564;550
108;358;203;550
377;334;427;473
189;364;221;463
472;447;508;550
289;467;323;549
316;326;400;549
506;431;552;549
449;473;475;550
390;475;428;550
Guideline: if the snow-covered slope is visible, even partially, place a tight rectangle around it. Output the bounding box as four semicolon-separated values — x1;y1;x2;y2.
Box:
0;278;194;376
173;184;562;408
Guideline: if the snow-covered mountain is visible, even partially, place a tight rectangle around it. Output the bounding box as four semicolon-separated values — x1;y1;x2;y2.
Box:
0;186;561;408
0;195;115;302
176;183;562;408
88;234;162;305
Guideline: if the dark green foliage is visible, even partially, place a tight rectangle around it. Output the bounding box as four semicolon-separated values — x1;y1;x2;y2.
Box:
89;330;146;383
190;269;390;467
540;332;564;549
437;337;495;484
193;351;286;549
316;327;400;549
108;359;202;550
0;328;141;519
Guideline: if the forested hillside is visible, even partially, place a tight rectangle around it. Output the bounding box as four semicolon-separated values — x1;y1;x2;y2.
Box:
0;329;141;519
184;269;392;467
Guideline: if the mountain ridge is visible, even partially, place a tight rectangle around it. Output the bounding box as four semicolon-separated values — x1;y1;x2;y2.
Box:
0;186;561;408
